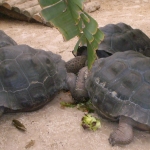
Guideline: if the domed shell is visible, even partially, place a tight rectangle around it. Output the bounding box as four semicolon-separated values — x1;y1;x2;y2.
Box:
98;23;150;57
86;51;150;126
0;44;67;112
0;30;17;48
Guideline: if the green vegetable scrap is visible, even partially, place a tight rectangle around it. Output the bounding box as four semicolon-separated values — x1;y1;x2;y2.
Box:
76;100;94;113
81;114;101;131
60;101;76;108
60;100;95;113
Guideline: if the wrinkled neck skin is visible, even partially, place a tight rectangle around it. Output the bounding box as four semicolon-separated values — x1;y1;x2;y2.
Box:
65;56;89;102
74;66;89;102
66;67;89;102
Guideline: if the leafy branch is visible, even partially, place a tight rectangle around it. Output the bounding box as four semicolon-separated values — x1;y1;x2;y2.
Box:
38;0;104;68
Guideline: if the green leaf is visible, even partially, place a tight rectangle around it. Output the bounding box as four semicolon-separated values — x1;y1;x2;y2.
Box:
78;19;84;32
83;13;98;35
39;0;60;8
38;0;104;68
72;0;85;8
93;29;105;44
60;99;95;113
40;1;66;21
72;33;87;56
60;102;76;108
51;9;80;40
80;13;90;23
76;100;95;113
73;35;84;55
83;28;94;43
67;0;81;24
87;40;96;69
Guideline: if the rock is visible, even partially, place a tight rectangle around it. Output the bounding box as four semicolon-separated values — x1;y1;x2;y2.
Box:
84;1;100;13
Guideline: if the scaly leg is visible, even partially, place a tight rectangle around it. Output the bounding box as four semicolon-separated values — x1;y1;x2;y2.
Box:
74;66;88;102
66;67;89;102
108;116;134;146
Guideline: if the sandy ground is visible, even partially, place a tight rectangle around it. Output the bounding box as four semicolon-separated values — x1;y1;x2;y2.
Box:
1;0;150;149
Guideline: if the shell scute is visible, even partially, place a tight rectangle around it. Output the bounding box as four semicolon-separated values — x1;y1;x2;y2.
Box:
36;51;57;77
108;70;142;100
15;89;33;109
28;83;47;105
0;60;29;92
101;60;127;82
144;70;150;83
16;53;49;83
132;84;150;109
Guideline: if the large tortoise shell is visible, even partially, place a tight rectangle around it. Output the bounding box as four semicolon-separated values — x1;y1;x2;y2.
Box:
98;23;150;57
86;51;150;126
0;44;67;112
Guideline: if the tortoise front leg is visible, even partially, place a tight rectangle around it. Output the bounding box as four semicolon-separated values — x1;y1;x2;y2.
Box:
66;67;89;102
67;73;77;98
108;116;134;146
73;66;89;102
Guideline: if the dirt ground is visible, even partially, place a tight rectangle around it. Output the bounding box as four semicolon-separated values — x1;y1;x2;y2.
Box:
0;0;150;149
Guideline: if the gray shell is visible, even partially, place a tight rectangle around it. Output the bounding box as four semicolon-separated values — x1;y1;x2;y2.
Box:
0;30;17;48
86;51;150;126
0;44;67;112
98;23;150;56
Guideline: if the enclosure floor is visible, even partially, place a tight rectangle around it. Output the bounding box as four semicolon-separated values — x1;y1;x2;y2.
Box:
0;0;150;149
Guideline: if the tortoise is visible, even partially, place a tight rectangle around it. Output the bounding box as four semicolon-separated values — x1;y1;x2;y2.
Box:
67;23;150;145
0;30;86;115
69;50;150;145
72;22;150;58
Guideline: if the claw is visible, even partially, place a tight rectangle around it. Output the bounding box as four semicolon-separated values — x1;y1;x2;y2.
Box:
108;136;116;146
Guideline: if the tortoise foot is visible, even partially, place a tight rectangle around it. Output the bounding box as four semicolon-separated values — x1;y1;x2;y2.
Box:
108;117;134;146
